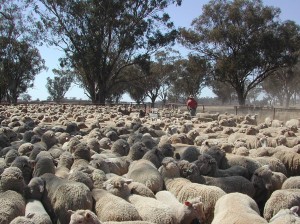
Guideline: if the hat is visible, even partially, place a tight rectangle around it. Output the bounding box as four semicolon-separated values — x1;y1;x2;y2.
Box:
189;95;194;98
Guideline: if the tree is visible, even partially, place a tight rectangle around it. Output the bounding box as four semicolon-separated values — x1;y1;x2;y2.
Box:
263;61;300;107
33;0;182;104
208;79;235;104
169;54;209;99
46;68;74;103
180;0;300;105
19;93;32;102
0;0;45;103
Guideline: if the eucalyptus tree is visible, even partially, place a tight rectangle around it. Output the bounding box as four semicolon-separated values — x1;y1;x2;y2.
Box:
180;0;300;105
46;68;74;103
0;0;45;103
32;0;182;104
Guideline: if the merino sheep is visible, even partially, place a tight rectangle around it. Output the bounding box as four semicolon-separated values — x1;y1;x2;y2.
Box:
0;190;26;224
40;173;93;224
263;189;300;221
126;159;163;194
69;209;101;224
0;166;26;194
25;199;52;224
269;206;300;224
92;188;142;222
282;176;300;189
212;192;267;224
272;150;300;177
158;157;225;224
155;190;206;224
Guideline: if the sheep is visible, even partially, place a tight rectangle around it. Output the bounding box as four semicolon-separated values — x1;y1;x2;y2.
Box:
40;173;93;224
251;165;287;213
110;139;130;156
68;170;94;190
127;142;149;160
173;143;201;162
4;149;19;165
158;157;225;224
32;151;56;177
25;176;44;200
103;176;177;224
126;159;163;194
92;188;142;222
127;181;155;198
0;190;26;224
282;176;300;189
272;150;300;176
69;209;101;224
142;147;165;168
178;159;255;197
195;153;249;179
155;190;206;224
0;166;26;194
254;156;288;176
18;142;34;156
269;206;300;224
211;192;268;224
25;199;52;224
10;217;35;224
102;156;131;176
263;189;300;221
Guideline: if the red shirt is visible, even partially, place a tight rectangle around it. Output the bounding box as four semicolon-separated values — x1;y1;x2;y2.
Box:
187;98;197;109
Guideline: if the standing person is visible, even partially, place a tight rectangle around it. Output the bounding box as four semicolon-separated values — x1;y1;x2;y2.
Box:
186;95;197;116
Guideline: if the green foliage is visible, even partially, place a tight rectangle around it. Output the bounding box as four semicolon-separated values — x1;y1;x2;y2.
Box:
46;68;74;103
33;0;181;103
180;0;300;105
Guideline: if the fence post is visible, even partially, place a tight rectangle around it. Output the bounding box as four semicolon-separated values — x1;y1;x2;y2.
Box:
273;108;276;120
202;105;205;113
235;106;237;115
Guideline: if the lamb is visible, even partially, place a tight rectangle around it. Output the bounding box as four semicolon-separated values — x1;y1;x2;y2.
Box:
69;209;101;224
24;199;52;224
92;188;142;222
263;189;300;221
211;192;268;224
126;159;163;194
158;157;225;224
269;206;300;224
0;190;26;224
155;190;206;224
40;173;93;224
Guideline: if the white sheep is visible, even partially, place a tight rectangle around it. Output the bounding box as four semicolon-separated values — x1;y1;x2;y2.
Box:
41;173;93;224
263;189;300;221
211;192;268;224
269;206;300;224
126;159;163;194
92;188;142;222
69;209;102;224
282;176;300;189
0;166;26;194
25;199;52;224
155;190;206;224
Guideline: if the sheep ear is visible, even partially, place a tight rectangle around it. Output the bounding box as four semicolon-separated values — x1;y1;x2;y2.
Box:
68;210;75;215
26;213;34;218
290;206;299;214
85;211;91;219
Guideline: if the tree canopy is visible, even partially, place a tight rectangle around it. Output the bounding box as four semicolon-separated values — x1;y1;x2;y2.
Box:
179;0;300;105
32;0;182;104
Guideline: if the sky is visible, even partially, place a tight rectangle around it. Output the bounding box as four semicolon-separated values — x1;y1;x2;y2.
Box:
26;0;300;101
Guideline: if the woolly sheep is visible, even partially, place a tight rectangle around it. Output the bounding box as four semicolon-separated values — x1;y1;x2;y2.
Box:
0;190;26;224
155;190;206;224
10;217;35;224
92;188;142;222
263;189;300;221
272;150;300;176
158;157;225;224
126;159;163;194
127;142;149;161
269;206;300;224
25;199;52;224
40;173;93;224
173;143;201;162
142;147;165;168
68;170;94;190
69;209;101;224
251;165;287;213
18;142;34;156
127;181;155;198
25;177;44;200
0;166;26;194
282;176;300;189
40;130;58;149
103;176;177;224
111;139;130;156
211;192;267;224
33;151;56;177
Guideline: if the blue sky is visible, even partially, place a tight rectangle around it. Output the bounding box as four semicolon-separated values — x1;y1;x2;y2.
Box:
27;0;300;101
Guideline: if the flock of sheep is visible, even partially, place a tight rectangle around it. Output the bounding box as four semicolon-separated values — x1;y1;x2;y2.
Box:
0;103;300;224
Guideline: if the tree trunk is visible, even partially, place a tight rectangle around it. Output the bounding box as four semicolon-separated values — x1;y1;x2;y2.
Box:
236;91;246;106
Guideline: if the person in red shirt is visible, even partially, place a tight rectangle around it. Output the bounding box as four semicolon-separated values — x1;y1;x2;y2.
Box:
186;95;197;116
